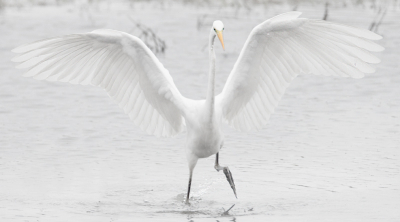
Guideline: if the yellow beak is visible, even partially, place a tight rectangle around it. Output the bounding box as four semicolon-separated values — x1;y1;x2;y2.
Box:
216;30;225;50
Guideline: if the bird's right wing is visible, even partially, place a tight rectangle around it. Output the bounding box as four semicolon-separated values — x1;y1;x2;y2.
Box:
216;11;383;132
12;29;189;137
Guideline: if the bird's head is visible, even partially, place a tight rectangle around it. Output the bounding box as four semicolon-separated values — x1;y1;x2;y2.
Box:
213;20;225;50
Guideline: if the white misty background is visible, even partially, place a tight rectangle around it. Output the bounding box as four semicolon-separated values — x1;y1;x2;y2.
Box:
0;0;399;221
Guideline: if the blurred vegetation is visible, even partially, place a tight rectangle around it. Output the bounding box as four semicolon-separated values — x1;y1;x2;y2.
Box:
0;0;4;12
0;0;394;52
0;0;397;9
128;15;167;54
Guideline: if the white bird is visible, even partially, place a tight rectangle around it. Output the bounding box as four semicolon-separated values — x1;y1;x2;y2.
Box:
12;11;383;204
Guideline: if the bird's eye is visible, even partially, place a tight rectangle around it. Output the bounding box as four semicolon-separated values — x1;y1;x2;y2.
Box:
223;28;224;30
214;28;216;32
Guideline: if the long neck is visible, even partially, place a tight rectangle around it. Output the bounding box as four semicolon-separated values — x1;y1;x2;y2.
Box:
205;30;216;122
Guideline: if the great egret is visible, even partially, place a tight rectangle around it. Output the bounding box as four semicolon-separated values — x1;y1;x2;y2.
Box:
12;11;383;204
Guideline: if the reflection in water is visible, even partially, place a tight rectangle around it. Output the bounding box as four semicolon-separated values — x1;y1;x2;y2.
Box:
221;204;235;216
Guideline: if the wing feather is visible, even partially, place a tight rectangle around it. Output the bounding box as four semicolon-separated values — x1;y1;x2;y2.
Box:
217;12;383;132
13;29;189;137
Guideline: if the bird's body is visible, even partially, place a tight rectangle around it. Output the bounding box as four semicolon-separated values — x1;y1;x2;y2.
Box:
185;105;223;160
12;12;383;204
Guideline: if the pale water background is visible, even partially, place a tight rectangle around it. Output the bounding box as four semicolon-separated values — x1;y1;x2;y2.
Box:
0;1;399;221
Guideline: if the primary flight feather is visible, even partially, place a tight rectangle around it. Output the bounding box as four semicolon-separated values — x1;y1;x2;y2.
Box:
12;12;383;204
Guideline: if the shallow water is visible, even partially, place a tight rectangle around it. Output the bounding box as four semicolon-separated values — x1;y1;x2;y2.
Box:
0;2;399;221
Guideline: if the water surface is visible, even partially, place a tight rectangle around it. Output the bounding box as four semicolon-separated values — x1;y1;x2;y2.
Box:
0;2;399;221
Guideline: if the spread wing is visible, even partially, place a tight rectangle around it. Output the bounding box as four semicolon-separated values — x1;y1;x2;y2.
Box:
12;29;189;137
216;11;383;132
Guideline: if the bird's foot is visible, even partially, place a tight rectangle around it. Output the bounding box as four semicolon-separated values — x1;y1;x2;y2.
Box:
185;199;191;205
215;165;237;198
223;167;237;198
221;204;236;216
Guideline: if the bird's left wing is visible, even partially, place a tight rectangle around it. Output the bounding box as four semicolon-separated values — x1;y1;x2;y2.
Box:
216;11;383;132
12;29;189;137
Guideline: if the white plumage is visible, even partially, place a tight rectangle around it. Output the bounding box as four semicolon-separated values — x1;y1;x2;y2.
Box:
217;12;383;132
13;29;187;137
12;12;383;203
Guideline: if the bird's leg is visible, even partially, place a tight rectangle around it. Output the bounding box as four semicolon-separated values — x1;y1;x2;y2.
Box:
185;169;193;205
214;152;237;198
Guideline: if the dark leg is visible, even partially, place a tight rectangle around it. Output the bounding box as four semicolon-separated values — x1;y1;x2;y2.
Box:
215;152;237;198
185;170;193;204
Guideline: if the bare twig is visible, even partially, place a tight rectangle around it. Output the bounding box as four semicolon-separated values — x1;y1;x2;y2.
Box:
0;0;4;13
323;2;329;20
369;6;381;31
127;16;166;54
370;6;387;33
373;7;387;33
